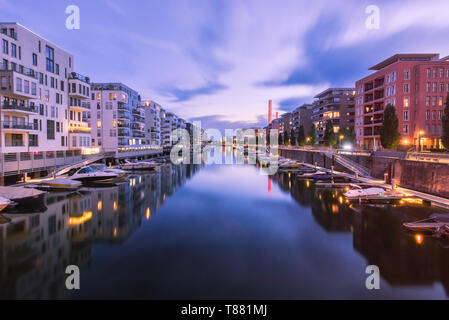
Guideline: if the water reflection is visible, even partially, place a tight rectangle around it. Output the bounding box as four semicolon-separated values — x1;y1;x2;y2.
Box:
1;160;449;299
0;164;200;299
274;171;449;297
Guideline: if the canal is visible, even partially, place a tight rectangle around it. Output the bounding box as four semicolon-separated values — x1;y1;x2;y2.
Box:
1;155;449;299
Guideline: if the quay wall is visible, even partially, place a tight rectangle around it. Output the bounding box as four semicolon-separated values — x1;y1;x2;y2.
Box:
279;148;449;199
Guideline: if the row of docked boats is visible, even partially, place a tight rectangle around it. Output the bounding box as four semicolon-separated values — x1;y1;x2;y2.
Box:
0;159;164;213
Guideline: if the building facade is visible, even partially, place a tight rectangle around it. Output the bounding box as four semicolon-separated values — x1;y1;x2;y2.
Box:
312;88;355;144
0;23;87;181
89;83;143;155
292;103;313;135
142;100;161;146
355;54;449;150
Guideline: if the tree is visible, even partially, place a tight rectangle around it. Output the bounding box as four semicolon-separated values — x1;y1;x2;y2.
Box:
442;93;449;150
298;125;306;146
379;104;401;149
290;128;296;146
307;125;317;145
283;131;289;146
323;120;337;147
338;127;356;146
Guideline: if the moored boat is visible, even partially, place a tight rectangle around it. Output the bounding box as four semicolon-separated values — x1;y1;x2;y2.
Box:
68;166;118;183
403;214;449;235
89;163;128;177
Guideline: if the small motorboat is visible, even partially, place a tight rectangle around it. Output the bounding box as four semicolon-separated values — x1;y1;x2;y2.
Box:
296;167;318;174
0;196;11;212
68;166;118;183
279;161;303;169
119;159;159;171
89;163;127;177
344;187;388;199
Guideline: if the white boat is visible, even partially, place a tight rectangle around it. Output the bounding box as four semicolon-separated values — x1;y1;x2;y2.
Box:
119;159;159;171
68;166;118;183
0;196;11;212
89;163;127;177
344;187;387;199
38;178;82;191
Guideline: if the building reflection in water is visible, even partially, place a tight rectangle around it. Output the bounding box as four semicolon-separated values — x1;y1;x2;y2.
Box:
272;171;449;297
0;163;200;299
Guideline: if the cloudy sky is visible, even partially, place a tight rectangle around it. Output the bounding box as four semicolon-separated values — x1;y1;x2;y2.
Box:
2;0;449;131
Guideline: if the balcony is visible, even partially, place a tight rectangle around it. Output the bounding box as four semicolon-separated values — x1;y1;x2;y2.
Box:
2;102;38;114
133;132;145;138
69;72;90;84
0;63;38;99
132;117;145;124
69;102;90;112
118;129;131;137
69;126;91;134
2;121;37;131
68;73;90;99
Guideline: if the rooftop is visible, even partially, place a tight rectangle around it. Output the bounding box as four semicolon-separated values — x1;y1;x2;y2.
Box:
369;53;440;70
314;88;354;99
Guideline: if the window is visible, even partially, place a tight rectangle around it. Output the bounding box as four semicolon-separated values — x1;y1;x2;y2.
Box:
403;97;409;107
426;83;431;92
426;110;430;120
31;82;36;96
11;43;16;57
440;68;444;78
16;77;22;91
45;45;54;72
24;80;29;94
426;68;431;78
47;120;55;140
426;96;430;106
61;136;65;146
440;83;444;92
404;69;410;80
403;84;409;93
439;110;443;120
403;111;409;121
29;134;38;147
403;125;409;134
432;111;436;120
55;64;59;75
433;83;437;92
2;39;8;54
439;97;444;106
32;53;37;66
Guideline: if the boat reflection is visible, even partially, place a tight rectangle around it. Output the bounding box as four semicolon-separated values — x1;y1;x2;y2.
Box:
273;171;449;297
0;164;200;299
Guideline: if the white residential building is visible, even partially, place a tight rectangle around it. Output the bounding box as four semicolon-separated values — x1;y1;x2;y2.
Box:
89;83;144;156
0;23;86;182
142;100;161;146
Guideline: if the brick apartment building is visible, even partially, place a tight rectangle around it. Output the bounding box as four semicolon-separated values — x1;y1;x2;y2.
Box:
355;53;449;150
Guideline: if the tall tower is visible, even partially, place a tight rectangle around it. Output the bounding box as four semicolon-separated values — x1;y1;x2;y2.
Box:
268;100;273;125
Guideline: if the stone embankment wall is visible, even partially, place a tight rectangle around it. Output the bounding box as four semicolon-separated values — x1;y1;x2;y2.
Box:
279;148;449;199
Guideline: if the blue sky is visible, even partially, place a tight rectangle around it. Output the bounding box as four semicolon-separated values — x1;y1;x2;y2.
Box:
2;0;449;131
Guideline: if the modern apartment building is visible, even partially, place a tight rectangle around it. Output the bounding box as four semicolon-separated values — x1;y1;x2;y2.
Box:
355;54;449;150
89;83;143;155
0;23;87;181
292;103;313;135
312;88;355;144
161;111;176;146
142;100;161;146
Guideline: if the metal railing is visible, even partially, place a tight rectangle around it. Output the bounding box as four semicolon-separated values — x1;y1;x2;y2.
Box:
2;121;37;130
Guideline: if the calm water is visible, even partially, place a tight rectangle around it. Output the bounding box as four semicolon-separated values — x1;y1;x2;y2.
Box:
1;155;449;299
